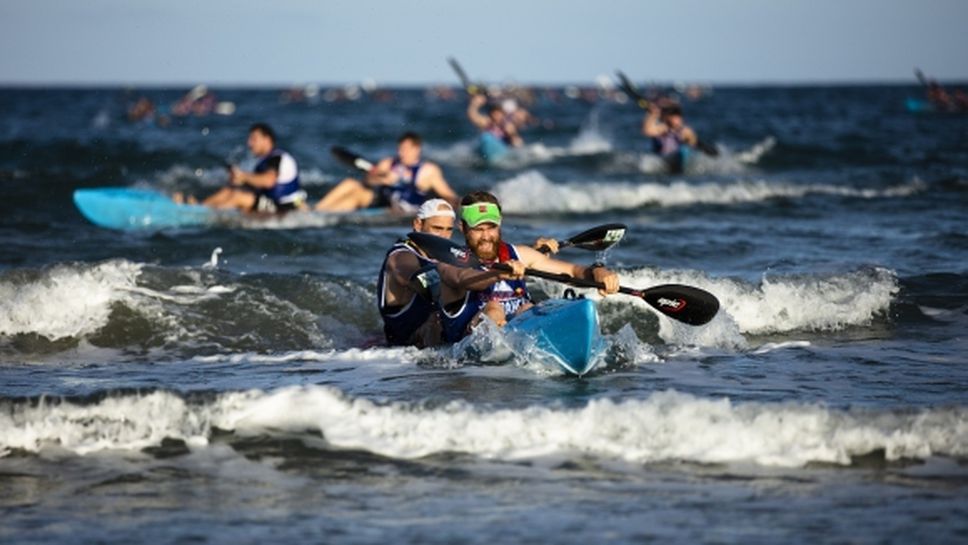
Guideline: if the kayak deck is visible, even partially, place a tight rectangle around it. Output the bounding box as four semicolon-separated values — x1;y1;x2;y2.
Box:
73;188;395;231
74;188;221;230
506;297;602;376
478;133;510;164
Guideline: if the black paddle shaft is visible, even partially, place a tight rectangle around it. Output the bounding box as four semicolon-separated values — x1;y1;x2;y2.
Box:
330;146;374;172
406;231;720;326
491;264;720;326
616;70;652;109
448;57;486;97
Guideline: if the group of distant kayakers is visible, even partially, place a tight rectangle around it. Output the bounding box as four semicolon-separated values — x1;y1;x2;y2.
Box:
173;124;457;215
178;90;701;216
914;69;968;113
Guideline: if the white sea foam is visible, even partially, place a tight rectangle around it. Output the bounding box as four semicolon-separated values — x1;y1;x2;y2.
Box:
193;346;419;365
706;268;899;335
568;123;613;155
752;341;812;354
430;125;613;169
0;260;143;340
734;136;777;164
552;266;897;340
2;386;965;467
494;171;927;214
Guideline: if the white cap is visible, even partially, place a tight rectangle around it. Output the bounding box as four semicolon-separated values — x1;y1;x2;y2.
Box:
416;198;455;220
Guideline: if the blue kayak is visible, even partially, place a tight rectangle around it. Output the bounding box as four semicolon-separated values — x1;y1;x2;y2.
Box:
478;133;510;164
905;97;935;113
506;297;603;376
74;188;390;231
74;188;228;230
661;146;693;174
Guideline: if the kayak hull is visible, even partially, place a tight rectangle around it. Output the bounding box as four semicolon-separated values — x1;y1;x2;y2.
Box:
507;298;602;376
74;188;392;231
74;188;223;230
905;97;935;113
905;97;968;114
478;133;510;163
661;146;693;174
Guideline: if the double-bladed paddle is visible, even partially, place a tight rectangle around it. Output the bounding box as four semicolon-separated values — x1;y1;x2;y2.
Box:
407;230;720;326
330;145;375;173
615;70;719;158
914;68;929;88
616;70;654;110
537;223;627;254
447;57;487;97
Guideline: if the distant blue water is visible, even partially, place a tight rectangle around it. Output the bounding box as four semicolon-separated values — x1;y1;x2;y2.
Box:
0;85;966;545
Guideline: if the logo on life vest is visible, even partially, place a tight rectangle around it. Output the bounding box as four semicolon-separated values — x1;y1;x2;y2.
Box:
487;281;527;315
449;247;471;263
656;297;686;312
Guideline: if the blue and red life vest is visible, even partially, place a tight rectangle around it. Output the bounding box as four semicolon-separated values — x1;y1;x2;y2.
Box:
440;242;531;343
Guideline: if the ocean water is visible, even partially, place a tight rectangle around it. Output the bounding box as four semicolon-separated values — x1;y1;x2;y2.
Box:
1;85;966;544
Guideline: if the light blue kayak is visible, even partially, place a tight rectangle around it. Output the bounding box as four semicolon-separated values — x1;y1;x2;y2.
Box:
661;146;693;174
478;132;510;164
506;297;603;376
904;97;968;114
74;188;228;230
74;188;392;231
905;97;935;113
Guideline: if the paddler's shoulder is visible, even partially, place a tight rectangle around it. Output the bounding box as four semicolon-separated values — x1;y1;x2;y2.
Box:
510;243;544;262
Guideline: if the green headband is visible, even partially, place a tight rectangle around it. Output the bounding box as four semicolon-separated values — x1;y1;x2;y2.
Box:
461;202;502;227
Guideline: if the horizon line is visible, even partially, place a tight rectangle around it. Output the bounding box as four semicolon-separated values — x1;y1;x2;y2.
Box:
0;77;958;89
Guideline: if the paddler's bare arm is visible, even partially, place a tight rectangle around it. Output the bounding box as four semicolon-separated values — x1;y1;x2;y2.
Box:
504;123;524;148
230;166;277;189
436;261;526;292
681;126;699;146
513;244;619;296
416;163;460;208
383;251;423;306
436;260;526;308
364;158;398;186
467;94;490;129
642;106;665;138
533;238;559;254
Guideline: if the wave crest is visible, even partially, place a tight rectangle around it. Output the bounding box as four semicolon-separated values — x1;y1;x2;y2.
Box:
494;172;927;214
3;386;964;467
0;260;142;340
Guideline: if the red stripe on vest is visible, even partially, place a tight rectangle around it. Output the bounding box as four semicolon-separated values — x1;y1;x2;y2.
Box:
498;242;512;263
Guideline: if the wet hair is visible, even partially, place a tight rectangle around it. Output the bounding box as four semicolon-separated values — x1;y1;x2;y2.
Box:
397;131;422;146
460;190;502;212
249;123;276;144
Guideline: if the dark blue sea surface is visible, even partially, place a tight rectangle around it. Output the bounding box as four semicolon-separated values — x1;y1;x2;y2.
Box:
1;84;966;544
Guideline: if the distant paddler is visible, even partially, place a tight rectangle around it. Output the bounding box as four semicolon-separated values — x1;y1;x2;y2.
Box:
615;70;717;172
466;94;524;162
642;102;699;173
176;123;307;213
914;68;968;113
448;56;526;159
315;132;458;213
